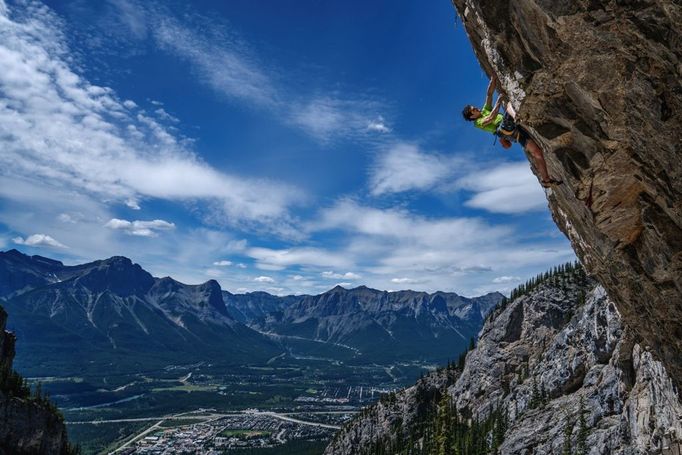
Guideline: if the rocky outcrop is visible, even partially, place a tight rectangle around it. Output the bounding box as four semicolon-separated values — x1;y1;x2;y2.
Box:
451;281;682;454
326;271;682;454
452;0;682;389
0;305;70;454
326;368;458;455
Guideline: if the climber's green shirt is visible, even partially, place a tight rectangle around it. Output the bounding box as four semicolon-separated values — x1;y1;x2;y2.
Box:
474;104;504;134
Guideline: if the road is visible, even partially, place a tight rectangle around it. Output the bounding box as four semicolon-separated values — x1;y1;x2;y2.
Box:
68;410;352;425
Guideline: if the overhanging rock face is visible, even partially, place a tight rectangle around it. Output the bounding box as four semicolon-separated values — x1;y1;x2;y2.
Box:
452;0;681;387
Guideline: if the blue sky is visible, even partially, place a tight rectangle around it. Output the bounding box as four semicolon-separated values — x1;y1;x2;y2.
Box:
0;0;574;296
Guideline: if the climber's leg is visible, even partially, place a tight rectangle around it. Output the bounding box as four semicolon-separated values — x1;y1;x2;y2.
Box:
518;128;562;187
505;102;517;119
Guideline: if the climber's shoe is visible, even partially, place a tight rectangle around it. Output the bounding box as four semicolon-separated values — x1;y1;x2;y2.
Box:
541;178;563;188
500;137;512;149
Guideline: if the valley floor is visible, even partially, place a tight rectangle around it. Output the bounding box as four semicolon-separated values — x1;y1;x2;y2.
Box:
35;357;431;454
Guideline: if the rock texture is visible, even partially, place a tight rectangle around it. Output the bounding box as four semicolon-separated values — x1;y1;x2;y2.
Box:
326;367;457;455
453;283;682;454
0;305;70;454
452;0;682;389
326;274;682;454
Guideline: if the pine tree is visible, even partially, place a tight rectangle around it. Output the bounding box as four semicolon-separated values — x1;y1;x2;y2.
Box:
576;397;589;455
562;414;574;455
530;379;541;409
435;393;452;455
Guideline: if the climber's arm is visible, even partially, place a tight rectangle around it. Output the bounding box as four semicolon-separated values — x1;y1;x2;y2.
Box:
481;96;503;126
484;75;497;109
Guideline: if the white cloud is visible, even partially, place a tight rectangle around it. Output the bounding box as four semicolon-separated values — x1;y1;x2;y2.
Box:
367;116;390;133
254;276;275;283
236;263;247;269
105;218;175;237
213;260;232;266
247;246;352;270
391;277;424;284
370;144;456;196
0;3;303;234
125;198;141;210
334;282;353;288
13;234;68;249
306;199;574;295
493;275;521;283
315;199;508;248
291;274;304;281
321;271;361;280
369;146;546;215
458;162;546;214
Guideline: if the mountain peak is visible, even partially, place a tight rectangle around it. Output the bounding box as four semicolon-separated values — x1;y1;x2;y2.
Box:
100;256;134;266
3;248;26;258
1;249;63;267
74;256;154;296
328;285;347;292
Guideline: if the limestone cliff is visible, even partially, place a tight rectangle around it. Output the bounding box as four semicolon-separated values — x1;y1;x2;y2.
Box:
452;0;682;388
0;304;71;454
325;270;682;454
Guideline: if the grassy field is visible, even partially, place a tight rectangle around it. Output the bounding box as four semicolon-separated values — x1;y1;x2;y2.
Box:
67;422;149;455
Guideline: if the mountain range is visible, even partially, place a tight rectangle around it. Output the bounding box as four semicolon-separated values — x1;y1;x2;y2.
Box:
228;285;501;362
0;249;502;375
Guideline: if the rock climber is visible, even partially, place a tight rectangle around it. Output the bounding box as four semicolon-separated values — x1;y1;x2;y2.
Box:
462;75;562;188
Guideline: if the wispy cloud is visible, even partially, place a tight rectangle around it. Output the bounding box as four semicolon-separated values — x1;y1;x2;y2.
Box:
370;143;458;196
457;162;546;214
213;260;232;267
103;0;388;143
247;246;353;270
492;275;521;283
369;143;546;215
367;116;391;133
289;96;386;142
391;277;424;284
152;13;277;108
304;199;573;295
110;0;148;39
0;1;303;233
13;234;68;249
